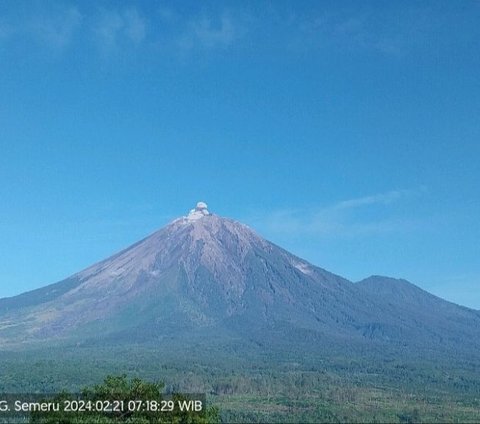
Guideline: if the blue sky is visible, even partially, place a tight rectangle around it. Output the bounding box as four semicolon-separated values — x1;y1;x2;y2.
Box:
1;0;479;308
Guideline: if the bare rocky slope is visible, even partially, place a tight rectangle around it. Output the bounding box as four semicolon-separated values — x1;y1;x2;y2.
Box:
1;203;479;359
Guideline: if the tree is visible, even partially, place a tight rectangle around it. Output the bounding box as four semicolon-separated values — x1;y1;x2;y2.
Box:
30;375;220;424
398;408;421;424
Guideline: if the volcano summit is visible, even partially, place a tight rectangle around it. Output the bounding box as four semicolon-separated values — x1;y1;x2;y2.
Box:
0;203;479;360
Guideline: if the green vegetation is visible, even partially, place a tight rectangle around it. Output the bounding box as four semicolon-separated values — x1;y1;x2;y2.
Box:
1;346;479;423
29;375;219;424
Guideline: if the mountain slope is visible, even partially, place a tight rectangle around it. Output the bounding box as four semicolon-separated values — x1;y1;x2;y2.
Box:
0;203;479;359
356;276;480;348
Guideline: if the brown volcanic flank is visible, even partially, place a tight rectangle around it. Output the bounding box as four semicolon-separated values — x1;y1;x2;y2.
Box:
1;202;479;356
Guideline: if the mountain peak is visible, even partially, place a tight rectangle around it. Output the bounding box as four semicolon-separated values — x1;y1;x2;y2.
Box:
1;204;479;355
186;201;210;221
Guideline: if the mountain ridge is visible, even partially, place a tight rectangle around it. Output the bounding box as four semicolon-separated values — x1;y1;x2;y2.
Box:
1;203;479;359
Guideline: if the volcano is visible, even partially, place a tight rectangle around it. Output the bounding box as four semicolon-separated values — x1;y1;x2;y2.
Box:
1;202;479;358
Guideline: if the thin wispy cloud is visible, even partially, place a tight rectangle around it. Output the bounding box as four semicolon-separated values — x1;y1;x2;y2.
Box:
93;7;147;53
123;9;146;44
157;7;177;23
178;13;237;51
290;5;452;57
251;188;426;238
94;10;123;50
0;5;82;50
294;11;401;56
30;6;82;50
334;188;421;210
0;4;244;59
